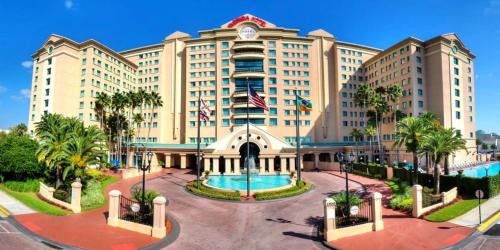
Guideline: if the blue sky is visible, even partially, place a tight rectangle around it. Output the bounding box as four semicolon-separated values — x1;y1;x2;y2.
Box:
0;0;499;133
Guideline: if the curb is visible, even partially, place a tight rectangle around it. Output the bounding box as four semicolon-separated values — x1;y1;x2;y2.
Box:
139;213;181;250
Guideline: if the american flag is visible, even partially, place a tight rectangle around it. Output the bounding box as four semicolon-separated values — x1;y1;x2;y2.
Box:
248;86;269;111
199;98;211;121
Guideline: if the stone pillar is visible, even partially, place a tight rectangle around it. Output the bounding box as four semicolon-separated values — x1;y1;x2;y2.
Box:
107;190;121;227
70;182;82;213
372;192;384;231
289;157;296;173
204;158;211;173
180;154;187;169
234;158;240;175
152;196;167;238
212;158;220;175
259;158;266;174
329;153;336;170
164;153;171;168
151;153;159;168
269;158;275;173
225;158;232;174
412;185;423;218
314;153;320;170
280;157;287;174
323;197;336;241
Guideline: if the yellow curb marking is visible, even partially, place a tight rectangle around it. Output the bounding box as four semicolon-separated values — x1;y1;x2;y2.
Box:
478;211;500;232
0;205;10;217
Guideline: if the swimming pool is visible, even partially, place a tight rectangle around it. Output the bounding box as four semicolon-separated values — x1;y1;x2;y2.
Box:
450;162;500;178
207;175;291;191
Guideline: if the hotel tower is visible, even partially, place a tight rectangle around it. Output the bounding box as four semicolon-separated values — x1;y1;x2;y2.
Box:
27;14;477;173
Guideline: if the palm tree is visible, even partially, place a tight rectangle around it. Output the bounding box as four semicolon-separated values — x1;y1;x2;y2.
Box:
125;91;141;168
111;92;128;164
9;123;28;136
370;92;389;166
350;128;363;163
364;125;377;162
387;84;403;166
393;117;427;184
146;92;163;146
94;92;111;131
421;128;467;193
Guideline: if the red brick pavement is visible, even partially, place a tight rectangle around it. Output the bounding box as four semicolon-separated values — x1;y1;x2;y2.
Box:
14;169;173;250
324;171;474;250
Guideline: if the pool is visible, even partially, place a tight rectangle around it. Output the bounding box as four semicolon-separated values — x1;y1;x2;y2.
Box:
450;163;500;178
206;175;292;191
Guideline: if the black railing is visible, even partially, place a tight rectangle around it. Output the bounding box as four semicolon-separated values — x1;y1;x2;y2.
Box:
119;195;153;226
335;199;373;228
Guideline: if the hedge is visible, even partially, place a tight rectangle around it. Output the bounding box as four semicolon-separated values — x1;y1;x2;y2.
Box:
352;163;387;179
186;181;241;201
254;181;312;201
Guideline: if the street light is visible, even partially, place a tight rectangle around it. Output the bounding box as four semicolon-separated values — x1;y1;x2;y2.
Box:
135;145;153;211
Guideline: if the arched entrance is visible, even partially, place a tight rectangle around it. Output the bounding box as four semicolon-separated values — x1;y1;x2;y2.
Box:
239;142;260;171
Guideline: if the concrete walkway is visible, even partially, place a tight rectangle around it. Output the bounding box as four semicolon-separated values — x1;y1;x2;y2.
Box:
0;190;34;215
450;194;500;227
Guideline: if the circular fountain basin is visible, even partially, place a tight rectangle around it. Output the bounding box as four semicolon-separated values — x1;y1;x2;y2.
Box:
205;175;293;192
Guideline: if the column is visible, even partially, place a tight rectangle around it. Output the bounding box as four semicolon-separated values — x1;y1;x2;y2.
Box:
180;154;187;169
107;190;121;227
152;196;167;238
314;153;320;170
164;153;171;168
372;192;384;231
412;185;423;218
225;158;232;174
127;153;134;168
212;158;220;175
301;155;306;170
323;197;337;241
234;158;240;175
289;157;296;173
71;182;82;213
280;157;287;174
151;153;159;168
204;158;211;173
259;158;266;174
269;158;275;173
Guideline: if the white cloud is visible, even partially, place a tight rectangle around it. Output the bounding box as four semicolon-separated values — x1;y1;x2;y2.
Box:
64;0;74;9
21;60;33;68
11;88;31;101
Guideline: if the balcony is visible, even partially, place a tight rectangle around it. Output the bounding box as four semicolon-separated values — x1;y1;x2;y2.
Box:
232;70;265;78
232;52;265;60
232;43;265;51
233;113;267;119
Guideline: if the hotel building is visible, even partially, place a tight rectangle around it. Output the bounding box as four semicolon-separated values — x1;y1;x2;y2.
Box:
27;14;476;173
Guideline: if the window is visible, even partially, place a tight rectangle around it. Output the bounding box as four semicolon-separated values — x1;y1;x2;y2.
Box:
80;90;85;97
416;67;422;73
455;111;461;119
221;42;229;48
222;119;230;126
222;59;229;66
222;88;230;96
269;97;277;105
269;87;277;94
270;118;277;126
454;67;459;75
418;101;424;108
454;78;460;86
268;41;276;48
47;68;52;75
417;89;423;96
455;89;460;97
222;68;229;75
455;100;461;108
453;57;459;65
46;78;51;85
269;68;276;75
222;108;230;116
268;50;276;57
222;98;230;105
417;78;423;84
269;59;276;66
222;78;229;85
416;56;422;63
222;50;229;57
270;108;277;115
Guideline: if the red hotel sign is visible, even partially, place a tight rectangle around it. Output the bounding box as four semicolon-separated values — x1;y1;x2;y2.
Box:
227;15;267;28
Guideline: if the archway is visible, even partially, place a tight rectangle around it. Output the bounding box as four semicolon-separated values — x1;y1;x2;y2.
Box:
239;142;260;171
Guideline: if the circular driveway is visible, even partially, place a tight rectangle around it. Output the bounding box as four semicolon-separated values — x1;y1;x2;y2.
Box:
146;170;362;250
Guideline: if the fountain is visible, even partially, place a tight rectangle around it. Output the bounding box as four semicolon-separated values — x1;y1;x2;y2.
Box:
244;156;260;176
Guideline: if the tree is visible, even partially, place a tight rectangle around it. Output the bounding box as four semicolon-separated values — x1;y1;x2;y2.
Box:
0;134;42;180
9;123;28;136
491;144;497;150
94;92;111;131
146;91;163;145
350;128;363;162
421;128;467;194
393;117;427;184
387;84;403;166
364;125;377;162
370;92;389;166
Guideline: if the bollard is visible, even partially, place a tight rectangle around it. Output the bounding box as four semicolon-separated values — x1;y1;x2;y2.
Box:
323;197;337;241
412;185;423;217
107;190;121;227
151;196;167;238
70;182;82;213
372;192;384;231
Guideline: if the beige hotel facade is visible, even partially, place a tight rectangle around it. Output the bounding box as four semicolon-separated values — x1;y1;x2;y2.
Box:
27;14;477;174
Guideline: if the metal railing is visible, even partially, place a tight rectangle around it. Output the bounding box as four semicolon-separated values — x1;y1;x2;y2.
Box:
118;195;153;226
335;198;373;228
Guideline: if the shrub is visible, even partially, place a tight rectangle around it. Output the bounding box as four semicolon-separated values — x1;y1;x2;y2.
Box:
53;189;70;203
186;181;241;200
4;179;40;192
85;169;104;181
81;180;106;210
254;181;312;200
386;179;413;211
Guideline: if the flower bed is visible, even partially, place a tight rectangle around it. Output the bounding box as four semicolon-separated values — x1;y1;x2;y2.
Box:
186;181;241;201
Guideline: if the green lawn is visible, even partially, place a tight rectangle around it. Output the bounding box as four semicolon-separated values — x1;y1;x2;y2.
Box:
0;185;69;216
425;199;486;222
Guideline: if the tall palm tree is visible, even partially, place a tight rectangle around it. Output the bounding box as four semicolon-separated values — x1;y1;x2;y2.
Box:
146;91;163;146
370;92;389;166
393;117;427;184
111;92;127;164
355;84;375;163
94;92;111;131
125;91;141;167
387;84;403;166
364;125;377;162
350;128;363;163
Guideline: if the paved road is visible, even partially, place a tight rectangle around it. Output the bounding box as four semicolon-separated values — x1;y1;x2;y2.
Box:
454;223;500;250
0;218;50;250
147;171;362;250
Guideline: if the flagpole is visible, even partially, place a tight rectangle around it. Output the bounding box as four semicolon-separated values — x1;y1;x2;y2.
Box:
295;93;301;182
196;87;201;188
246;77;250;199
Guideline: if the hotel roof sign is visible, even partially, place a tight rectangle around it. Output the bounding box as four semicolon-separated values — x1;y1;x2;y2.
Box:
221;14;275;29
